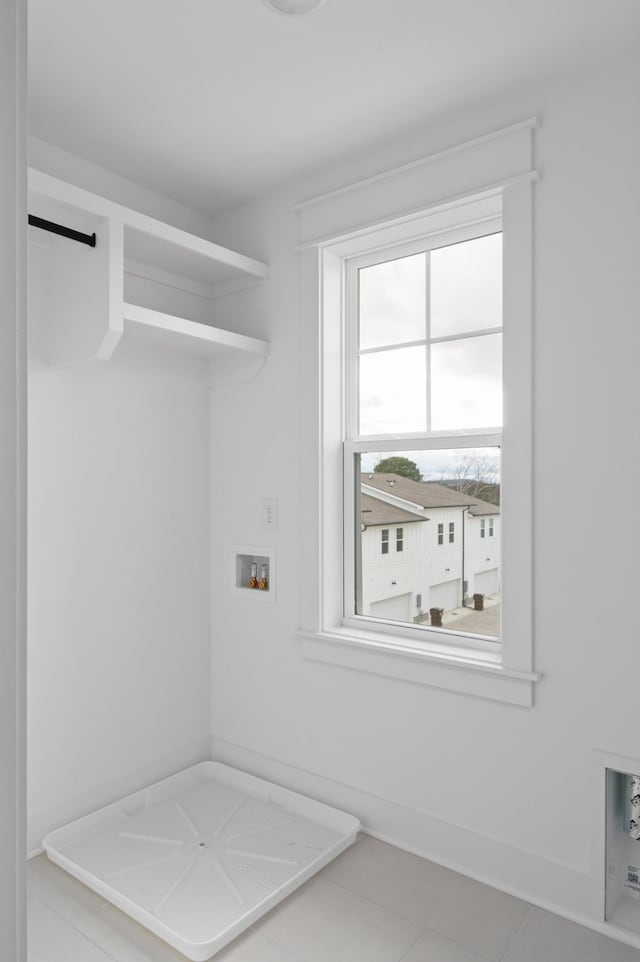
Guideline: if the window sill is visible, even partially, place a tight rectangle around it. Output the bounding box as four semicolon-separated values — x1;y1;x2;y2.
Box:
296;626;539;707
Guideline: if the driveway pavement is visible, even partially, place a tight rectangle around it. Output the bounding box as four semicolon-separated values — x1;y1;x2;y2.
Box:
442;596;500;636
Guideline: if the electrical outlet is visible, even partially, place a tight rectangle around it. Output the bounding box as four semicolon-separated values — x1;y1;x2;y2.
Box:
263;498;278;531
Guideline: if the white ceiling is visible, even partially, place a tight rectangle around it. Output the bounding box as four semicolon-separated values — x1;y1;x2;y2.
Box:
29;0;639;215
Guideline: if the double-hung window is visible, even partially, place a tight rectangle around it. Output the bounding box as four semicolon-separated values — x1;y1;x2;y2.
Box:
345;202;503;643
299;132;536;706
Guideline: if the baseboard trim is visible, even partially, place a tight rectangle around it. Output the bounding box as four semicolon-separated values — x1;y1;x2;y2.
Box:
365;827;640;952
209;734;640;950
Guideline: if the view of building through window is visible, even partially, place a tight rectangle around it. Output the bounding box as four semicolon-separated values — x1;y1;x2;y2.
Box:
355;448;501;638
350;230;502;639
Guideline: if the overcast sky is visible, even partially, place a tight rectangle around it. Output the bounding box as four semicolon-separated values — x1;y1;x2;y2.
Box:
358;232;502;436
359;447;500;482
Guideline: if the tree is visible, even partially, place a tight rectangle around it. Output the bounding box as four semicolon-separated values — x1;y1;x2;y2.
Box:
440;454;500;504
373;456;422;482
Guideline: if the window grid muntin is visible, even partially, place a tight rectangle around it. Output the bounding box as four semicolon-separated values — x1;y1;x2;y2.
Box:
352;225;502;442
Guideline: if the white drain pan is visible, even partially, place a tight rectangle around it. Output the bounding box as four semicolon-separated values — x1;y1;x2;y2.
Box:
43;762;360;960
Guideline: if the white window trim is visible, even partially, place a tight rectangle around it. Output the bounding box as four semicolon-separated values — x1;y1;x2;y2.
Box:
298;125;539;708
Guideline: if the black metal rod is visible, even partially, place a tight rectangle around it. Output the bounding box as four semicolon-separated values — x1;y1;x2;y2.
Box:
28;214;96;248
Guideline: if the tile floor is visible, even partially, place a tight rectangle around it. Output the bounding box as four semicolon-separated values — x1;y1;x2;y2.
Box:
28;834;640;962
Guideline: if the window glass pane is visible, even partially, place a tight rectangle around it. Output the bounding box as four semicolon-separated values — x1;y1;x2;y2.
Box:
430;233;502;339
359;346;426;435
431;333;502;430
381;529;389;554
356;447;500;639
359;253;426;350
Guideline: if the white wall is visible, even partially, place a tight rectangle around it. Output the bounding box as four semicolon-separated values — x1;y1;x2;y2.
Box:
207;55;640;932
27;182;213;851
0;0;27;956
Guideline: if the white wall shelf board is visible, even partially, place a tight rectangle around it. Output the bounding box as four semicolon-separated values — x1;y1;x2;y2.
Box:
29;169;268;293
43;762;359;961
28;170;270;381
124;303;269;383
123;229;266;298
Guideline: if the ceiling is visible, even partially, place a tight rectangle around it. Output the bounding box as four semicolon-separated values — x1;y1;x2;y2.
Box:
29;0;639;216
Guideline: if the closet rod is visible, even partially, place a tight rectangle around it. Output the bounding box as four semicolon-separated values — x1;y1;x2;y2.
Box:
28;214;97;248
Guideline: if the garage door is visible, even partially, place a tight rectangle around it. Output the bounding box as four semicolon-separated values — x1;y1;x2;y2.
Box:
474;568;499;596
370;593;412;622
429;579;460;612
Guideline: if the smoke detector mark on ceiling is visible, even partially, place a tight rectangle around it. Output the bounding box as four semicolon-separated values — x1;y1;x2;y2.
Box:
262;0;327;15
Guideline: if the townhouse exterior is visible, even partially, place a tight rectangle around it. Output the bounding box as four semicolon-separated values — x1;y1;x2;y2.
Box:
359;473;500;625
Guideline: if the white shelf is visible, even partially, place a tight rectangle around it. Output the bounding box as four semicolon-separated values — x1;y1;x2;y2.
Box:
29;169;268;294
28;169;270;383
123;303;269;384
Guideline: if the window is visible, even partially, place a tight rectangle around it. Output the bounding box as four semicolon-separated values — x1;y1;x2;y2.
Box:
396;528;404;552
299;133;536;706
489;518;494;537
347;216;502;642
381;529;389;554
481;519;486;538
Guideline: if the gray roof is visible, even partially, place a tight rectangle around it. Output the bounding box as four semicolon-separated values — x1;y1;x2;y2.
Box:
467;500;499;517
360;493;427;527
361;474;499;516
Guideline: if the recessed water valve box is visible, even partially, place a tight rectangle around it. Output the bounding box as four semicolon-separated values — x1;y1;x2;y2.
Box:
233;546;275;602
605;766;640;936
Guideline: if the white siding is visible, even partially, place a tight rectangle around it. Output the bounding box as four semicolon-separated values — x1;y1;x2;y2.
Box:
465;513;501;599
360;521;425;620
360;505;469;619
